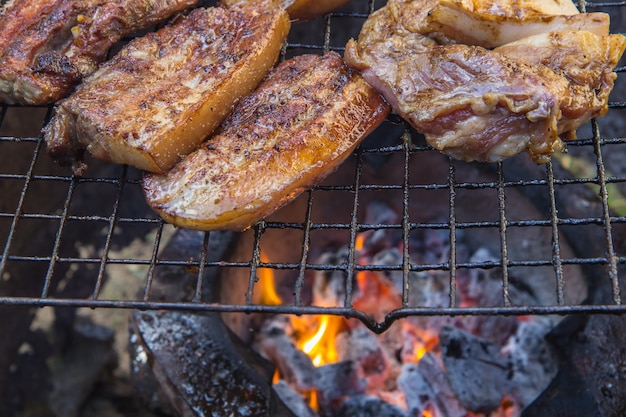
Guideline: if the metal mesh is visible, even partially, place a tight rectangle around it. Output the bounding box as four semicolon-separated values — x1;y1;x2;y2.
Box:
1;0;626;332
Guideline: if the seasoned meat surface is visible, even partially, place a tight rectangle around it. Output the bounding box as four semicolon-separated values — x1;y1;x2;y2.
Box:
44;4;290;175
221;0;350;22
143;52;390;231
0;0;197;105
345;0;626;163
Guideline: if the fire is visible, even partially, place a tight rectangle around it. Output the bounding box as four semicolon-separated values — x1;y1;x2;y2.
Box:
257;250;344;367
297;314;343;366
355;233;366;252
414;344;428;362
258;251;282;305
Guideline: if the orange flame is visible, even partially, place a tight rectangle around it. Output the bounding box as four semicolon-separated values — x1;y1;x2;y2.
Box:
355;233;366;252
258;251;282;306
297;314;343;367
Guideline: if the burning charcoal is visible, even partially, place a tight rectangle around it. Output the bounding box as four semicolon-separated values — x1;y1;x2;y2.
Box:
439;325;511;413
273;380;318;417
314;361;366;400
371;248;404;295
256;319;317;391
417;353;467;417
312;254;348;308
336;327;389;389
397;362;435;416
397;355;465;417
132;310;296;417
336;395;406;417
502;318;558;408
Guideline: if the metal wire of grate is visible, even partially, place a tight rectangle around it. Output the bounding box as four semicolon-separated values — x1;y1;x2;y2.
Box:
1;1;626;333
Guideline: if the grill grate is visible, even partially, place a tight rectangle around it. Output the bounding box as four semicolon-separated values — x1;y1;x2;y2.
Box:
1;0;626;333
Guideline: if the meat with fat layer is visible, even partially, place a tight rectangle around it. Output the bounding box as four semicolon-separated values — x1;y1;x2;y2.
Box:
143;52;390;231
44;4;291;176
0;0;197;105
344;0;626;163
221;0;350;22
495;30;626;140
390;0;608;48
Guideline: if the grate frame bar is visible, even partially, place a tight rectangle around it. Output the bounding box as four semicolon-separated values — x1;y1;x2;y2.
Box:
0;0;625;331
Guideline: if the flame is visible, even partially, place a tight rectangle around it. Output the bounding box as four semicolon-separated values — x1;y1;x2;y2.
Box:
258;251;282;305
423;410;434;417
355;233;366;252
297;314;343;366
414;344;428;362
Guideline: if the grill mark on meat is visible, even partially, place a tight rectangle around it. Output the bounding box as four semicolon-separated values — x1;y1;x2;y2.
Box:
44;4;291;175
143;52;390;231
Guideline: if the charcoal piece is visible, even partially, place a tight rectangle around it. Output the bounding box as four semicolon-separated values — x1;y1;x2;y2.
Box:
336;327;388;385
439;325;510;413
521;362;600;417
128;326;178;416
502;319;558;408
314;361;366;400
273;381;318;417
256;321;317;390
336;395;405;417
524;313;626;417
416;353;467;417
397;356;465;417
132;310;295;417
397;362;432;416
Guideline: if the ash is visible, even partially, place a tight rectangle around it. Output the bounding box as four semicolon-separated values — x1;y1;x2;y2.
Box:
256;201;558;417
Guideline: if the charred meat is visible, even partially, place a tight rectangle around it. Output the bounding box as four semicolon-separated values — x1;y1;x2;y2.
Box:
0;0;197;105
44;4;290;175
143;52;390;231
345;0;626;163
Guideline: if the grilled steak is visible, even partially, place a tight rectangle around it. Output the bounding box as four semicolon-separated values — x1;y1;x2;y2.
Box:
344;0;626;163
221;0;350;21
44;4;290;175
143;52;390;231
0;0;197;105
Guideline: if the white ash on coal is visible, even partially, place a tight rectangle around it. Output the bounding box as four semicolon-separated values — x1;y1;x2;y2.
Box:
254;201;559;417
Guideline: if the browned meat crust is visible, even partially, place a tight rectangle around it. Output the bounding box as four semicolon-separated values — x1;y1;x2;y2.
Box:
0;0;197;105
345;0;626;163
44;4;291;175
221;0;350;22
143;52;390;231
